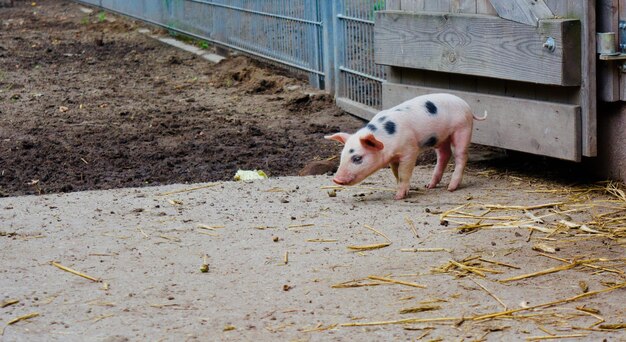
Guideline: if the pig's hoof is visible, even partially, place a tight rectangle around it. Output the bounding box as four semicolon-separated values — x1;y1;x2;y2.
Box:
447;185;458;192
425;183;436;189
394;191;409;200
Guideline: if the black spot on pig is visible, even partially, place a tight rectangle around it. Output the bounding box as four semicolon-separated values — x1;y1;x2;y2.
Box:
425;101;437;115
384;121;396;135
366;123;377;132
348;149;355;154
378;116;387;122
420;136;438;148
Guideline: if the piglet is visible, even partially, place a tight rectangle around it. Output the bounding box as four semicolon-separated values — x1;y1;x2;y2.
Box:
325;93;487;200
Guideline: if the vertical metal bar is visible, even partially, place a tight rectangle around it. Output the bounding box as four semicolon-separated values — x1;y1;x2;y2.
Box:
305;0;320;87
321;0;333;92
332;0;346;97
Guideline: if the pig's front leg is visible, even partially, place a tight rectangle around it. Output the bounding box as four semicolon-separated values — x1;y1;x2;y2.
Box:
394;155;418;200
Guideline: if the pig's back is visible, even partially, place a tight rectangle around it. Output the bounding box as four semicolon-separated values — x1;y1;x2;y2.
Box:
385;94;473;138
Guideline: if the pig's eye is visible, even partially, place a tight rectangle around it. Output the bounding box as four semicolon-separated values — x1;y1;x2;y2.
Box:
351;155;363;165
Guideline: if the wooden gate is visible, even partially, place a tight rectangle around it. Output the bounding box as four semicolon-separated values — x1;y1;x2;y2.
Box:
375;0;596;161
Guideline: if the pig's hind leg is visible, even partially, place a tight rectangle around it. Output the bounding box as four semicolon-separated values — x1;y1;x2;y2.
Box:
447;127;472;191
427;140;452;189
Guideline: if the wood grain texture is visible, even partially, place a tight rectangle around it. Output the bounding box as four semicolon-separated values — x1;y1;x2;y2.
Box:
489;0;554;26
375;11;581;85
476;0;497;15
383;83;582;161
577;0;597;156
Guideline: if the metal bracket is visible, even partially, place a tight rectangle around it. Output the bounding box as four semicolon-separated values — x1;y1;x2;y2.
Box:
620;20;626;52
598;23;626;72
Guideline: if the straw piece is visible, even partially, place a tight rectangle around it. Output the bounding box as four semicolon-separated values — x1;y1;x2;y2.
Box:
485;202;565;211
404;216;419;238
499;262;581;283
523;225;557;234
479;258;521;270
284;251;289;265
469;278;507;309
159;234;181;242
402;248;451;253
197;224;225;230
524;210;545;223
137;227;148;238
399;305;440;314
301;323;338;332
288;223;315;229
341;316;461;327
0;299;19;308
449;260;486;277
363;224;391;242
331;279;382;288
306;239;338;243
526;334;589;341
367;276;427;289
167;199;183;206
598;323;626;330
455;223;494;232
7;312;40;325
472;282;626;321
439;203;470;221
347;243;391;251
156;183;220;196
51;261;100;282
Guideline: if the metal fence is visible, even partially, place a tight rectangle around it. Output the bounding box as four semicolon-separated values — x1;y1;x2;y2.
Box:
75;0;385;117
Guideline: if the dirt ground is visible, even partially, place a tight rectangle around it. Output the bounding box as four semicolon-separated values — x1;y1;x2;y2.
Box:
0;0;365;197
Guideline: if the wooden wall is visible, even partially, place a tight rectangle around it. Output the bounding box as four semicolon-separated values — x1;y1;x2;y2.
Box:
380;0;596;160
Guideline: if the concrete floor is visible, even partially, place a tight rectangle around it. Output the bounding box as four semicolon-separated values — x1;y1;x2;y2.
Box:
1;167;625;341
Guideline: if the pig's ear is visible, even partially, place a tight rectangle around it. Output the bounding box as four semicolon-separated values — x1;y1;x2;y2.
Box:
360;133;384;151
325;132;351;145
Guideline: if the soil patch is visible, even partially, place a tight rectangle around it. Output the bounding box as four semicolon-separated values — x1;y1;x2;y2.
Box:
0;0;363;196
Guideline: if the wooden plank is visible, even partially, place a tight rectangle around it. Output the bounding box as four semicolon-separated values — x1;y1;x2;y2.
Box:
336;97;378;121
383;83;582;161
401;0;424;12
574;0;597;156
597;0;620;102
375;11;581;86
476;0;497;15
424;1;451;12
451;0;477;14
544;0;568;16
489;0;554;26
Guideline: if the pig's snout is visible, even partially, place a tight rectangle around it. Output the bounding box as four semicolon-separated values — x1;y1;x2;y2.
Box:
332;174;356;186
332;177;347;185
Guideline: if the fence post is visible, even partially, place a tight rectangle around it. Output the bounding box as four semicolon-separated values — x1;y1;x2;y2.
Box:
306;0;322;89
320;0;334;93
332;0;344;98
